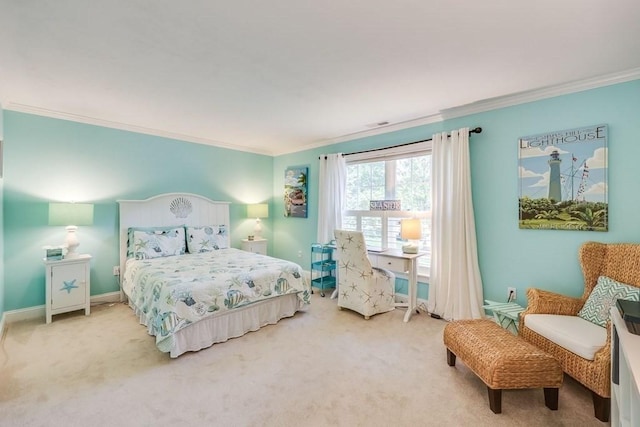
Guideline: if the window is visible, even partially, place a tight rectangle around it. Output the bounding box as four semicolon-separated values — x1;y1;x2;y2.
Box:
342;142;432;278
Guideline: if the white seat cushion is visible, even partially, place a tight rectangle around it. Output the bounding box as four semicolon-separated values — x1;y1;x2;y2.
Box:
524;314;607;360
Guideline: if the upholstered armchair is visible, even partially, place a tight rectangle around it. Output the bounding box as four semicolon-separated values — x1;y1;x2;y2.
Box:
519;241;640;422
333;230;396;319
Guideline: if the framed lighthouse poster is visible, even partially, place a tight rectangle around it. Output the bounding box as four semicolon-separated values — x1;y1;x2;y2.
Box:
518;124;608;231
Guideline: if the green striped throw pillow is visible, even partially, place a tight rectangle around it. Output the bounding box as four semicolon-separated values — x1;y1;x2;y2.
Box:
578;276;640;327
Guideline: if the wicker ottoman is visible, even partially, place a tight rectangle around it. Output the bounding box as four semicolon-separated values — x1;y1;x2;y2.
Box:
443;319;563;414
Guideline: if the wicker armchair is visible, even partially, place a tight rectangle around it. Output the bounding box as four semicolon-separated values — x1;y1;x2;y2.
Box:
333;229;396;319
519;241;640;422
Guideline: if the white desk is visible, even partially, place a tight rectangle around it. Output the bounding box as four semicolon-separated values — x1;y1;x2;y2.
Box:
371;249;425;322
331;248;425;322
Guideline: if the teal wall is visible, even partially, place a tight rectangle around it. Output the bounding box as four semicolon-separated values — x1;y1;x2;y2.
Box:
3;79;640;313
3;112;273;311
273;80;640;305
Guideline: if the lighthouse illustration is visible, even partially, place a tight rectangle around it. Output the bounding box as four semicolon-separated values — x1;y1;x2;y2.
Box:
548;150;562;202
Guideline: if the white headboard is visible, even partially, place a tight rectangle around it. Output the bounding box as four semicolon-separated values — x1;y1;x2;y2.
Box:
118;192;231;282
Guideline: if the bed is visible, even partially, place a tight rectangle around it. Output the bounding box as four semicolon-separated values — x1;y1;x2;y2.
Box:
118;193;310;357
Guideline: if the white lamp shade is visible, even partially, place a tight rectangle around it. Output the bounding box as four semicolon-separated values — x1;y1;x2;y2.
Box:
247;203;269;219
400;218;422;240
49;203;94;226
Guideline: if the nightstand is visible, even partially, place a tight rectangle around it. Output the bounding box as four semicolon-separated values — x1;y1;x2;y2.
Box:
44;254;91;323
241;239;268;255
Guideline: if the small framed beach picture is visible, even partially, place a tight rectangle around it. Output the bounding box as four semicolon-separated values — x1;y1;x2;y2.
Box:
284;166;308;218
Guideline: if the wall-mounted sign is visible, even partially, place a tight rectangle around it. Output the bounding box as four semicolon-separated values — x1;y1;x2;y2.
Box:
369;200;401;211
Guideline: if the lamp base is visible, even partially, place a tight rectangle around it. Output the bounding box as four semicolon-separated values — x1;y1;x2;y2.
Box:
402;243;418;254
254;218;263;240
65;249;80;259
64;225;80;259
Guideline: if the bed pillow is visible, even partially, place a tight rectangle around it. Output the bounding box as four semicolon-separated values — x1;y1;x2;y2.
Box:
128;226;186;259
186;225;228;253
578;275;640;327
126;226;182;258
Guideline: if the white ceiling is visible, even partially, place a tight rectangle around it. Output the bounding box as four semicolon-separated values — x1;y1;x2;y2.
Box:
1;1;640;156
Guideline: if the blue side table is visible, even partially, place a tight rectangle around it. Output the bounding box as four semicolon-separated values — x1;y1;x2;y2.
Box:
483;299;525;335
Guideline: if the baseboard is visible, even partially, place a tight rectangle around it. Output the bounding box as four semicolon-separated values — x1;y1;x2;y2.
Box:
89;291;121;305
3;291;122;324
0;312;6;341
395;294;429;312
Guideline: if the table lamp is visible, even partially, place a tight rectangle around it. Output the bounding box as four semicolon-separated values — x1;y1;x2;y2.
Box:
247;203;268;240
49;202;94;259
400;218;421;254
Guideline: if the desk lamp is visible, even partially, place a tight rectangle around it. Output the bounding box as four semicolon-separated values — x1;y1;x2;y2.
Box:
400;218;421;254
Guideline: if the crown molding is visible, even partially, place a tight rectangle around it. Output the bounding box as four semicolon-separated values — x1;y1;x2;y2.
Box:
299;113;445;153
439;67;640;119
3;103;273;156
272;112;447;156
5;67;640;158
285;67;640;156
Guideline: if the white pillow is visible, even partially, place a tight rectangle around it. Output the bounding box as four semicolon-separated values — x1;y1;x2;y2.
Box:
186;225;228;253
130;227;186;259
127;226;184;258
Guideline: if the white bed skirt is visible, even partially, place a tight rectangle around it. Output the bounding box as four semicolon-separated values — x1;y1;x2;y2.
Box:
168;293;304;357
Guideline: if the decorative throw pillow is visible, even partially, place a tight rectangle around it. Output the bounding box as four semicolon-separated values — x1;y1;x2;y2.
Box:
126;226;184;258
130;227;186;259
578;275;640;327
186;225;228;253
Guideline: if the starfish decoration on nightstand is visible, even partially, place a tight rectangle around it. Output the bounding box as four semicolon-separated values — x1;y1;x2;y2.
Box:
60;279;78;294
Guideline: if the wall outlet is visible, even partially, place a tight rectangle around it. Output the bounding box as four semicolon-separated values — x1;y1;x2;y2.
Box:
507;287;516;302
298;250;303;258
113;266;120;276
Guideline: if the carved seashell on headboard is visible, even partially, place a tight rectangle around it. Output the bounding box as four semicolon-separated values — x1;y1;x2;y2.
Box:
169;196;193;218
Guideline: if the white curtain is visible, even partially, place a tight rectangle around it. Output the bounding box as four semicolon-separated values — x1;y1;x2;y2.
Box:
428;128;484;320
317;153;347;243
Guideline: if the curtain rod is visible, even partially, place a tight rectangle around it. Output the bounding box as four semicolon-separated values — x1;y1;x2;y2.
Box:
319;127;482;159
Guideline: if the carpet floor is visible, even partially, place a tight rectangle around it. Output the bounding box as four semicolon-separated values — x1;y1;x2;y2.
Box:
0;294;606;426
